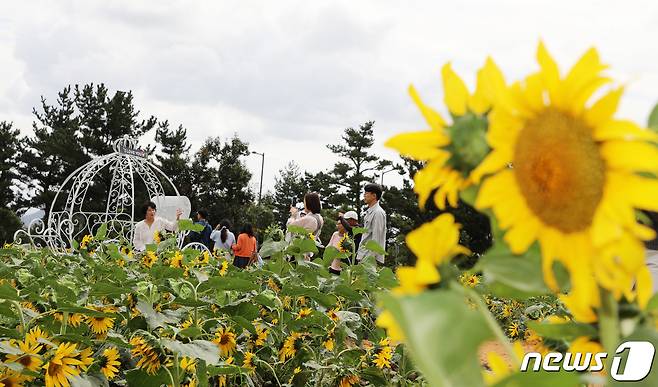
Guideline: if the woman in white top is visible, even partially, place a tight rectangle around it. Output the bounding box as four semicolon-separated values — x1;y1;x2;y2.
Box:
210;219;236;251
133;201;182;251
287;192;324;238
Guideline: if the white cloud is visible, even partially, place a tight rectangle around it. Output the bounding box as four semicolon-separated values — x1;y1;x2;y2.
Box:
1;0;658;193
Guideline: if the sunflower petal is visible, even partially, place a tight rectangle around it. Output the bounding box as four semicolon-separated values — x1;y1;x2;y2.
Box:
585;87;624;126
442;63;469;116
600;140;658;172
385;130;450;161
409;84;447;130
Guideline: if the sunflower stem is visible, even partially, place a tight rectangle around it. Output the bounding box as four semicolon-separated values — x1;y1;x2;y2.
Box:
60;311;69;335
598;287;619;379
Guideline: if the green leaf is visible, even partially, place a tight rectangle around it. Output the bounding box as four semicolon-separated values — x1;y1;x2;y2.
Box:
162;339;221;365
89;282;130;298
351;227;367;236
649;102;658;132
295;238;319;255
0;284;20;301
198;277;258;293
136;301;180;329
0;326;21;339
287;225;308;235
95;223;108;240
375;267;398;289
476;246;568;300
259;240;288;258
207;365;243;376
322;246;341;262
333;284;362;302
380;289;495;387
527;321;597;341
362;240;386;255
70;374;109;387
179;326;203;339
125;368;170;387
178;219;204;232
493;370;582;387
150;266;184;280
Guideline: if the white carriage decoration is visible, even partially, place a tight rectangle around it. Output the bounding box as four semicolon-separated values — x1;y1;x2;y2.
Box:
14;135;200;253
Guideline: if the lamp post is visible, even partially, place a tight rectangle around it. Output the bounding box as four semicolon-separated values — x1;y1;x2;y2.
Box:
251;151;265;202
380;167;397;186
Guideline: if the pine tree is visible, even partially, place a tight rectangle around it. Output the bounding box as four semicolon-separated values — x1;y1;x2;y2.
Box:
0;121;21;208
18;84;160;215
191;135;254;228
326;121;397;215
0;122;23;243
155;121;194;201
18;87;85;212
272;161;306;225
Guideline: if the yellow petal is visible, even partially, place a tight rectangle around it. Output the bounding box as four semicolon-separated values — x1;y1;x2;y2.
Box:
594;119;658;142
536;41;561;105
442;62;469;116
409;84;447;130
385;130;450;161
600;140;658;172
585;87;623;127
470;149;511;183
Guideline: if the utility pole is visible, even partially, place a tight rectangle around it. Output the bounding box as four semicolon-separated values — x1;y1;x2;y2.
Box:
251;151;265;202
380;167;397;186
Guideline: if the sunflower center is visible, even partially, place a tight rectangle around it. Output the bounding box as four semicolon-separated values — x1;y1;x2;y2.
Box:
219;335;230;345
18;355;33;367
513;108;605;233
48;361;62;376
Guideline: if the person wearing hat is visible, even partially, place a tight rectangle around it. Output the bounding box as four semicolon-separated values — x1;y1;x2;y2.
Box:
356;183;387;264
327;210;361;274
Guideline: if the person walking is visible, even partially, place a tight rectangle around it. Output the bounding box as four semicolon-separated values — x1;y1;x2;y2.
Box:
133;201;182;252
210;219;236;252
356;183;386;264
232;223;257;269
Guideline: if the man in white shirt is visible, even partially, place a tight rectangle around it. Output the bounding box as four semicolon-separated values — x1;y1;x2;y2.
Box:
356;183;386;264
133;201;182;251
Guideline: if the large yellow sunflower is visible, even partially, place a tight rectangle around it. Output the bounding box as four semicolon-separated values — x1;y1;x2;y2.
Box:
474;42;658;321
86;314;115;336
6;338;43;373
212;327;236;357
99;347;120;380
129;336;161;375
386;59;506;209
43;342;82;387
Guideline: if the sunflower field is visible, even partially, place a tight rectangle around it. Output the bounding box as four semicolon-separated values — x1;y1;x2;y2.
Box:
5;41;658;387
0;221;417;387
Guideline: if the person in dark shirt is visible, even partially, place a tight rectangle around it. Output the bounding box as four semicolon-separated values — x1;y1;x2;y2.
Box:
189;209;212;250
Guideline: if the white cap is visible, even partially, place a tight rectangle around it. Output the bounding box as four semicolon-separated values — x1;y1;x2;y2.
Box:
343;211;358;221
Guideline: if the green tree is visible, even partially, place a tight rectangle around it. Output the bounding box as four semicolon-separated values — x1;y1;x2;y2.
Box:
18;87;85;212
272;161;306;225
326;121;397;215
192;135;254;227
381;158;491;267
19;84;159;215
0;121;21;208
0;122;23;243
155;121;194;201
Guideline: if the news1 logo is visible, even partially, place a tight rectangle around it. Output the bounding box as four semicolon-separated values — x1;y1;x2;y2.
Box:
520;341;655;381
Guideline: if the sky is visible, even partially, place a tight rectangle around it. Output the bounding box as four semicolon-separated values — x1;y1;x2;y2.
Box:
2;0;658;195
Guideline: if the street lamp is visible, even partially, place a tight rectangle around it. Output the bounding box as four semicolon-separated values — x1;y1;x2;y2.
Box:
380;167;397;186
251;151;265;203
